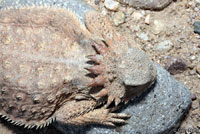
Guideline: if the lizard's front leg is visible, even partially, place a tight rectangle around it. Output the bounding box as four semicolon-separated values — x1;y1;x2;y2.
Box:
55;99;130;126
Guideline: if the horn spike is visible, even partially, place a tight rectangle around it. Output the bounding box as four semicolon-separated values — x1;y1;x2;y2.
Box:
106;96;115;108
92;42;108;55
85;65;103;74
87;55;103;64
88;75;105;87
94;88;108;98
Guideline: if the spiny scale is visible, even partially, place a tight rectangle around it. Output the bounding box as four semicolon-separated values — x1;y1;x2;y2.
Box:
0;0;96;130
85;40;110;99
85;65;103;74
0;113;55;129
88;75;105;87
87;55;103;64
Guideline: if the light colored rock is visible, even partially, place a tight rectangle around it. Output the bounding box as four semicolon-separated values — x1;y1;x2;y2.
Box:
101;7;108;15
197;121;200;128
196;62;200;74
153;20;166;34
195;0;200;5
113;11;125;26
190;55;196;61
104;0;119;11
138;33;149;41
130;24;140;32
145;14;150;25
156;40;173;52
132;12;143;21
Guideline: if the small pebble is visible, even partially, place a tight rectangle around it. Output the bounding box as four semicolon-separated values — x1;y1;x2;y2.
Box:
194;7;199;12
153;20;166;34
156;40;173;52
130;25;140;32
113;11;125;26
198;74;200;79
165;56;187;75
192;100;199;109
197;122;200;128
145;14;150;25
94;0;101;5
104;0;119;11
132;12;143;21
192;108;199;115
194;21;200;35
138;33;149;41
101;8;108;15
196;62;200;74
190;55;196;61
141;10;145;16
191;93;197;101
189;70;196;75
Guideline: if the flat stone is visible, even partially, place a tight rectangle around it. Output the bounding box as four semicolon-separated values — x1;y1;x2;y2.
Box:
116;0;173;10
54;63;192;134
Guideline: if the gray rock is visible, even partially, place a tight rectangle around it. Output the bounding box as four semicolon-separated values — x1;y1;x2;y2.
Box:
194;21;200;35
156;40;173;52
54;63;192;134
116;0;173;10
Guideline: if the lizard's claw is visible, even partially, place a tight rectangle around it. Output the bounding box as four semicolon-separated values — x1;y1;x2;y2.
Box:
93;88;123;107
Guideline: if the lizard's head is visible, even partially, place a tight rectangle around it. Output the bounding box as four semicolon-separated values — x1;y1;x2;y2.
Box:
86;40;157;106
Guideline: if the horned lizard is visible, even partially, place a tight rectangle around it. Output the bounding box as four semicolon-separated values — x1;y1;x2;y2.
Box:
0;0;157;130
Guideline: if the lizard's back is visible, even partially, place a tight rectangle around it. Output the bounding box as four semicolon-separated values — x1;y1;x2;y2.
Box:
0;1;96;127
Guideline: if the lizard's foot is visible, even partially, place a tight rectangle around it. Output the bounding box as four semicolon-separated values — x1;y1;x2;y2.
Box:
66;106;130;126
93;88;125;107
99;110;130;126
86;40;126;107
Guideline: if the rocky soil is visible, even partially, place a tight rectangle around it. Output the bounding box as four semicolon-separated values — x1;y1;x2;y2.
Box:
84;0;200;133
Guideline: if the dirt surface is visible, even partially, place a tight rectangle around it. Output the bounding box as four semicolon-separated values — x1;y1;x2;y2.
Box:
85;0;200;133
